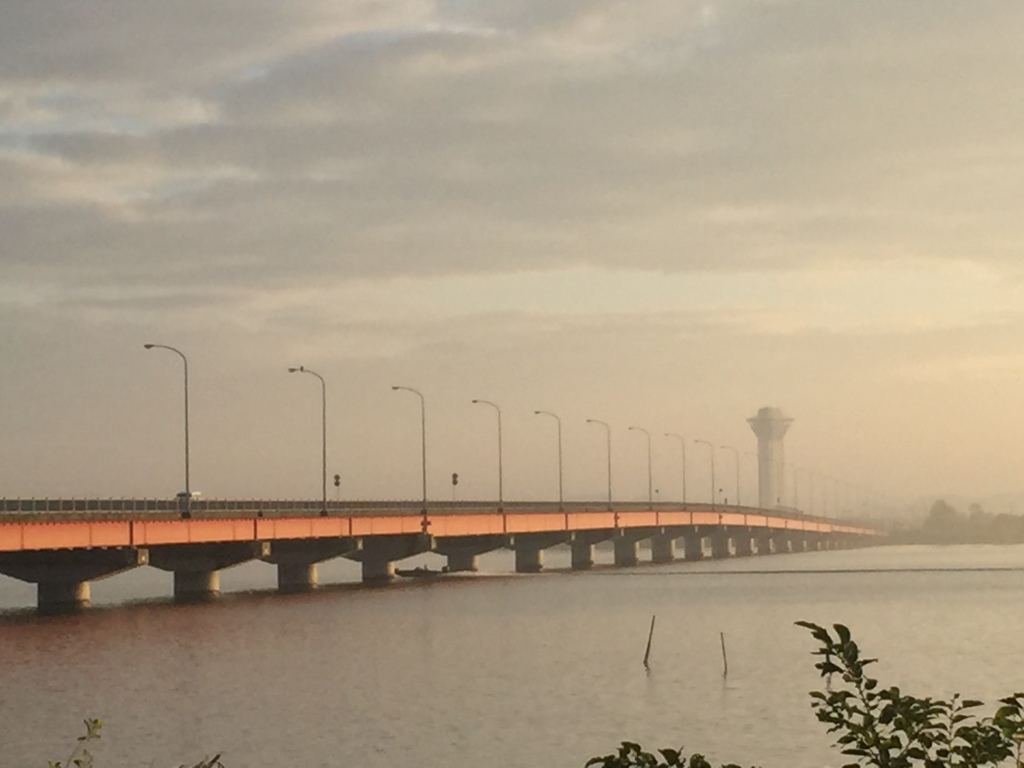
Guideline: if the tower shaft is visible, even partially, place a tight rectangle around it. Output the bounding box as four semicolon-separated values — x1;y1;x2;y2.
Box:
747;407;793;509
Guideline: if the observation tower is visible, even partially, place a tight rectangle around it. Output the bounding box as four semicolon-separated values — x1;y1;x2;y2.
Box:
747;407;793;509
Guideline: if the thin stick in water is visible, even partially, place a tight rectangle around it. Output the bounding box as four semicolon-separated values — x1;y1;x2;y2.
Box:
643;615;656;669
720;631;729;678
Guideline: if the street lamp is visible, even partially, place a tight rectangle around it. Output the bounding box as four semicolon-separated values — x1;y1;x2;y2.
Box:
471;399;503;510
143;343;190;508
289;366;327;516
392;386;427;530
719;444;740;507
793;465;813;515
694;439;716;509
534;410;563;510
628;426;653;508
664;433;687;505
586;419;612;511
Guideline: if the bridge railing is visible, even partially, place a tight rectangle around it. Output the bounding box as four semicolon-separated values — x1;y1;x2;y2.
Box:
0;497;836;523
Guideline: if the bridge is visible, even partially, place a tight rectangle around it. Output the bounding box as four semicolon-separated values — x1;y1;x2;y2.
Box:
0;498;877;613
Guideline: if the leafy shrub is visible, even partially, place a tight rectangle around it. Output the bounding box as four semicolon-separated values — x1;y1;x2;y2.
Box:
587;622;1024;768
47;719;225;768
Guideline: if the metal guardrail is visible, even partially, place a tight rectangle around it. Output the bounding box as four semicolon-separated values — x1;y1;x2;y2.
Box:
0;498;774;512
0;498;858;525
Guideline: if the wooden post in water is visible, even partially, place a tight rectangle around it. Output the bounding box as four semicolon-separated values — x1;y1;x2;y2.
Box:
643;615;656;669
720;631;729;678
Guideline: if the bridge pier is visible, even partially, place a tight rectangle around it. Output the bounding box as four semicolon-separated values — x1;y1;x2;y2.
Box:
263;537;360;592
346;534;433;583
711;529;731;559
276;563;316;592
38;581;91;613
515;547;543;573
0;547;148;614
613;528;658;567
682;531;704;561
433;535;506;573
569;531;612;570
571;540;594;570
149;542;268;601
734;530;754;557
650;533;676;563
448;551;478;572
174;569;219;599
510;533;568;573
613;536;638;567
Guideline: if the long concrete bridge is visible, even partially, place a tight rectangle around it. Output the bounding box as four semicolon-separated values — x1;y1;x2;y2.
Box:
0;498;877;613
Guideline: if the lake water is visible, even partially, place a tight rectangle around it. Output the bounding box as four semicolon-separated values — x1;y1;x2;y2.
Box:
2;543;1024;768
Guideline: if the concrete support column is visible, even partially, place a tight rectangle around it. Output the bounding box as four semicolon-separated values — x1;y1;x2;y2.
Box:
515;547;543;573
683;532;704;561
734;534;753;557
711;530;731;559
433;535;504;573
446;551;478;573
0;547;148;614
347;533;433;584
651;535;676;564
362;556;396;583
571;540;594;570
38;581;90;614
613;537;639;567
277;562;317;592
174;570;219;600
264;537;359;593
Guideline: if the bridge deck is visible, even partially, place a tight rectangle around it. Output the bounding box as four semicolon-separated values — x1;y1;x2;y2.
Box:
0;500;873;552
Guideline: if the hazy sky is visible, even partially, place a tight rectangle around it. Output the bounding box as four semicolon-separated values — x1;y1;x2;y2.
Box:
2;1;1024;509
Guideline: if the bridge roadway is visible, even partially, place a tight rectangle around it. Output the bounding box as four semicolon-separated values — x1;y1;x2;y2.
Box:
0;499;877;613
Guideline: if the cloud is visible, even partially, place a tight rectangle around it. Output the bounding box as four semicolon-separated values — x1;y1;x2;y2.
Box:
6;1;1024;296
5;1;1024;500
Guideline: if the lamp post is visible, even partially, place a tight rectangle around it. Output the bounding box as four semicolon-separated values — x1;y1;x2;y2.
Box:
288;366;327;515
471;399;503;510
664;433;687;505
392;386;427;530
629;426;653;508
808;470;816;516
586;419;612;511
719;444;740;507
143;343;190;506
694;439;716;509
534;410;563;510
793;466;814;515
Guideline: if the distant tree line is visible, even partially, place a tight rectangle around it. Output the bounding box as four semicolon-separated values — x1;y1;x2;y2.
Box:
891;499;1024;544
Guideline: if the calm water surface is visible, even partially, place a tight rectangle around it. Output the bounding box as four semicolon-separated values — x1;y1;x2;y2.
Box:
2;544;1023;768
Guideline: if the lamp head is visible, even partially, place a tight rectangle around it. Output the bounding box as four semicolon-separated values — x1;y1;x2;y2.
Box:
143;343;155;349
391;386;400;391
534;410;541;415
288;367;300;373
472;399;480;404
